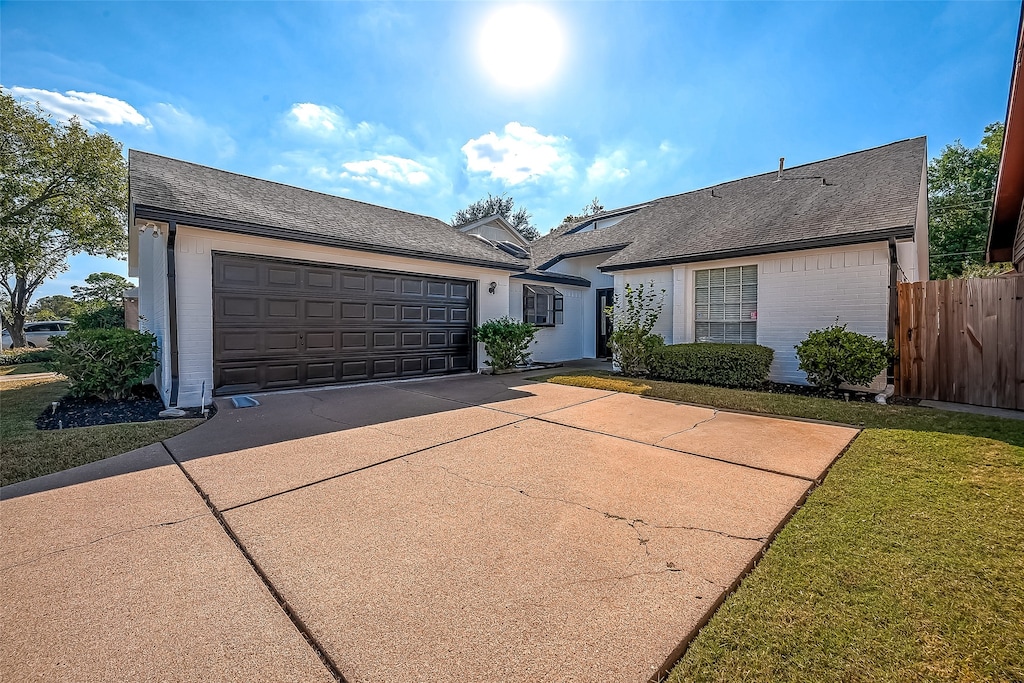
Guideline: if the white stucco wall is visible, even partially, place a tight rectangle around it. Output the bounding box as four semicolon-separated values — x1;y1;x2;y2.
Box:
158;225;513;408
611;239;924;389
545;254;615;358
508;281;587;361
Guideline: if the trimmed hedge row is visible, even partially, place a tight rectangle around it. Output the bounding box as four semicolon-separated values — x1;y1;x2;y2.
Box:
648;343;774;388
0;348;54;366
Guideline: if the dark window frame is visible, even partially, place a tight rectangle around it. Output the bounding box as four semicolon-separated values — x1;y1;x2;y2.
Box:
523;284;564;327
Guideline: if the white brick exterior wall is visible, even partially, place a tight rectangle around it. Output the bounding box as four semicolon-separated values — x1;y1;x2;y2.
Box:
136;223;170;402
139;224;513;408
642;241;919;389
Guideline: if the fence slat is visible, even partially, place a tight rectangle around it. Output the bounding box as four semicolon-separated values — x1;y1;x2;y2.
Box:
896;277;1022;410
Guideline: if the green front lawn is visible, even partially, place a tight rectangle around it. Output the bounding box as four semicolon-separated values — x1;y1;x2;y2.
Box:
1;377;204;487
540;373;1024;682
0;362;51;376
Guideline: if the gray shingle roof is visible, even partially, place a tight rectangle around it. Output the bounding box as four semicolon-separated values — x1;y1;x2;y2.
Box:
129;150;526;271
534;137;926;271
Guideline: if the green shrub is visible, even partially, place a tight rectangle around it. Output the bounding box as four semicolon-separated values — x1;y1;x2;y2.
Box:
72;302;125;330
48;328;158;400
474;317;538;371
795;323;892;389
648;343;775;388
606;282;666;377
0;348;54;366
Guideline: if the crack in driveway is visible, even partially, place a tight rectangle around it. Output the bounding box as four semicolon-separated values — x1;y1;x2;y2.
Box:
652;410;720;447
402;459;769;546
0;512;210;572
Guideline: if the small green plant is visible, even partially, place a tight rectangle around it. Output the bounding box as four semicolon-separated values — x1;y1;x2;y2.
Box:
795;322;892;390
606;282;666;377
474;317;538;371
48;328;158;400
649;343;774;388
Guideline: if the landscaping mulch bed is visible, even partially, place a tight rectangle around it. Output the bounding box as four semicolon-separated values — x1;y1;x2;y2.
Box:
36;385;212;430
763;381;918;405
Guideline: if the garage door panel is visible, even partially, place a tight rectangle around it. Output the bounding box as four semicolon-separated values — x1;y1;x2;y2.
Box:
267;265;301;287
214;254;474;395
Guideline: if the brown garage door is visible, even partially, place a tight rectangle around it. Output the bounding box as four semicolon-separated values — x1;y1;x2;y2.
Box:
212;253;474;395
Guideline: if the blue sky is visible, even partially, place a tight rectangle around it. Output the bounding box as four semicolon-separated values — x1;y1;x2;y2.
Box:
1;1;1019;299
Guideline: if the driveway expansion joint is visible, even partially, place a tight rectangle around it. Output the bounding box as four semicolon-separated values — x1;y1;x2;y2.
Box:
159;442;348;683
530;413;819;484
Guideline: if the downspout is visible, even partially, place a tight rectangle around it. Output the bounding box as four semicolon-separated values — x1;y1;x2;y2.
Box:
886;237;898;392
166;221;180;407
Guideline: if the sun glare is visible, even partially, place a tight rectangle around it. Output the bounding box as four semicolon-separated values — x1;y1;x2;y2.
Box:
478;5;565;90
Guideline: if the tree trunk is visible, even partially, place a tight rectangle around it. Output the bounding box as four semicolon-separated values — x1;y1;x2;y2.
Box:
2;276;30;348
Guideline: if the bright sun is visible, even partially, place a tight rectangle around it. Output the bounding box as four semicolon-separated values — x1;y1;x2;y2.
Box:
478;5;565;90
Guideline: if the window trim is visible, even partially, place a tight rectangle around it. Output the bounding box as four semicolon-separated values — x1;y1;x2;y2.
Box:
524;284;564;327
693;265;758;344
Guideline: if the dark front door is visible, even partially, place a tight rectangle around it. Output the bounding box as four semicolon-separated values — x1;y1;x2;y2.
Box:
212;253;474;395
596;287;614;358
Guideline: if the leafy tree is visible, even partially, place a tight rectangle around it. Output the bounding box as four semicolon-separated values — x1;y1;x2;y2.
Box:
71;272;133;305
0;89;128;347
452;193;540;241
28;294;79;321
928;122;1003;279
559;197;605;228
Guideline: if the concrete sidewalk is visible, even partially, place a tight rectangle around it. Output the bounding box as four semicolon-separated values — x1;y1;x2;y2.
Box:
1;373;858;682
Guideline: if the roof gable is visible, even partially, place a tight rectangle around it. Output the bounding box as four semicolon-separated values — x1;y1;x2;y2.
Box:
534;138;927;272
129;151;525;271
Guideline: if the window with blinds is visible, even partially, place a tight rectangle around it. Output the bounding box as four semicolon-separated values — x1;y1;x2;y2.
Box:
694;265;757;344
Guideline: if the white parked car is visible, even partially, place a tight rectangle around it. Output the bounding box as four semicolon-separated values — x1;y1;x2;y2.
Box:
2;321;73;349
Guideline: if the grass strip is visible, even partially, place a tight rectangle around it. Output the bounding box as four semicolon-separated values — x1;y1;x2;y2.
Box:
1;377;203;487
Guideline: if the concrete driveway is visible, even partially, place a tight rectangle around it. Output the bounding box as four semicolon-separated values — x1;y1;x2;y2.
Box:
1;373;857;683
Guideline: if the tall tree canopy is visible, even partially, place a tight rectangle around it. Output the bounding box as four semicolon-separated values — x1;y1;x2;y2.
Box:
28;294;78;321
71;272;134;305
0;89;127;347
928;122;1003;279
452;193;540;241
559;197;605;228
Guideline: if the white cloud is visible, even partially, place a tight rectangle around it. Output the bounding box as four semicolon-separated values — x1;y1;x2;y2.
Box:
586;150;633;184
147;103;237;159
8;86;149;127
462;122;575;185
290;103;343;133
341;155;432;187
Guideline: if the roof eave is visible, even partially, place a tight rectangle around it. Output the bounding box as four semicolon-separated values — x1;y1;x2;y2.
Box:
133;205;528;272
536;244;630;270
598;226;916;272
511;272;592;288
987;4;1024;264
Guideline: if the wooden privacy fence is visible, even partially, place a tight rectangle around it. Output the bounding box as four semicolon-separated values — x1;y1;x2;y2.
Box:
896;277;1023;411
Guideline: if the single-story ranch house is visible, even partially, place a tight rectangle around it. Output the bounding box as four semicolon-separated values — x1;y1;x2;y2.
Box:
129;138;928;408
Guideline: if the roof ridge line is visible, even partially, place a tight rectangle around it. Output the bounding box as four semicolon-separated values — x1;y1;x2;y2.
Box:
128;149;451;226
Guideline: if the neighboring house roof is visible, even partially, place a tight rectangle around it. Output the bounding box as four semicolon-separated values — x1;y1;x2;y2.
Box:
987;4;1024;269
532;137;927;272
454;214;531;248
129;151;526;271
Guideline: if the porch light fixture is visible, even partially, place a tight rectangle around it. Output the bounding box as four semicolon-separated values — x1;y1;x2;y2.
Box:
488;281;497;294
